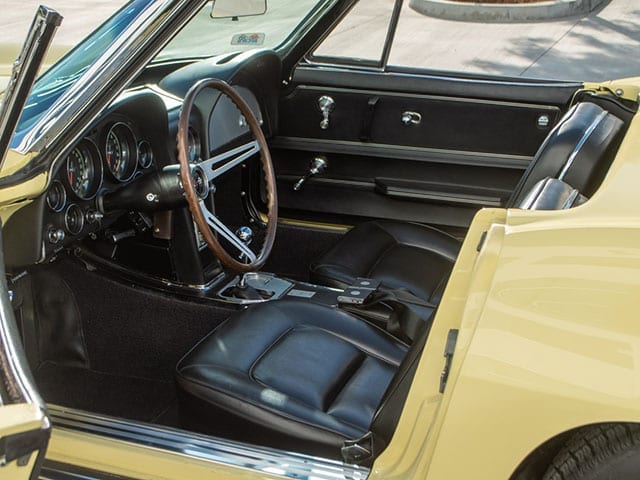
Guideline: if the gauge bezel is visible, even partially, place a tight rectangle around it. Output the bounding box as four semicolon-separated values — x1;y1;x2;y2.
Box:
65;138;103;201
137;140;154;169
46;179;67;212
105;122;138;182
64;204;85;235
187;127;201;163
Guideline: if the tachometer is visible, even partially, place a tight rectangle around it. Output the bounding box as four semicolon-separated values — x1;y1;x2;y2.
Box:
105;122;137;182
65;139;102;200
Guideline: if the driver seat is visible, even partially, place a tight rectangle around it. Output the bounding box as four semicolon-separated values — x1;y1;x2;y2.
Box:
176;299;425;460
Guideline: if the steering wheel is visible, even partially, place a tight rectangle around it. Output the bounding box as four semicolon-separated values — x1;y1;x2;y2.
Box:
177;78;277;273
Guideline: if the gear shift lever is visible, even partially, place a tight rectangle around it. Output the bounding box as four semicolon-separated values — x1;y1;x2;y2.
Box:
235;226;253;246
235;226;254;289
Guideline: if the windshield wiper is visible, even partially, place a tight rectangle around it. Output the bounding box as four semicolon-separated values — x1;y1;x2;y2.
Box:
0;5;62;168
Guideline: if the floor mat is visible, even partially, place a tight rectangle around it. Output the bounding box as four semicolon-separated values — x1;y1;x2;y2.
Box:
35;361;177;425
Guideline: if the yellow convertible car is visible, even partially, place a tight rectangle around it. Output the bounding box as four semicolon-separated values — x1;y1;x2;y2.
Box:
0;1;639;479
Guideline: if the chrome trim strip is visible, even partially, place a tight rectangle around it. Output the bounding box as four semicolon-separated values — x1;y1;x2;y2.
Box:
270;136;532;169
295;64;582;89
293;84;563;111
562;188;581;209
558;110;609;180
73;247;227;294
48;406;369;480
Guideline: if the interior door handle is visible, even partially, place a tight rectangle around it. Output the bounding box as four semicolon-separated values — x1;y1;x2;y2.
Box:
401;111;422;126
318;96;335;130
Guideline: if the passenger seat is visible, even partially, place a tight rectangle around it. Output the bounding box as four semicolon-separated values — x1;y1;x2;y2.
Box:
310;102;624;301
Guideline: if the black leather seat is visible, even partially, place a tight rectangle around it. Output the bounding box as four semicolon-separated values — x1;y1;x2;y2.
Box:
176;300;417;458
310;221;460;304
311;102;624;301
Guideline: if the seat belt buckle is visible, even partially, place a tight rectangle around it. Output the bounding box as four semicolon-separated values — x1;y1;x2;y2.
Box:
337;278;380;305
341;431;374;464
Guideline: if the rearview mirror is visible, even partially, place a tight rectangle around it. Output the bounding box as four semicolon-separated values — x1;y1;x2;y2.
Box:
211;0;267;19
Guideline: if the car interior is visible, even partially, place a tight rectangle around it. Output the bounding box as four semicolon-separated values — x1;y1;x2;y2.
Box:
2;36;636;464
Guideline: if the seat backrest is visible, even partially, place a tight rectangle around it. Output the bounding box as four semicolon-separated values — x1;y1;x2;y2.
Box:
508;102;625;207
518;177;587;211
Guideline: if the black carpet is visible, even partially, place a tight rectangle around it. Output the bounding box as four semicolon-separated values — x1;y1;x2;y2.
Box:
35;361;177;424
50;256;233;381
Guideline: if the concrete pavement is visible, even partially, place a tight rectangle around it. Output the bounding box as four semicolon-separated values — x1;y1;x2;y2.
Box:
0;0;639;83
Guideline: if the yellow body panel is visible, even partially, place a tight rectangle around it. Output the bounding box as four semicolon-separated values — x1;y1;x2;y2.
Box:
0;403;48;480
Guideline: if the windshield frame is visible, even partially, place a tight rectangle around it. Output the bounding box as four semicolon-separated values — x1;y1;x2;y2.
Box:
0;0;206;189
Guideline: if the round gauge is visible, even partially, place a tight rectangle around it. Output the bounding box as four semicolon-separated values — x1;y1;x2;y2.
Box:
137;140;154;169
64;204;84;235
187;127;201;163
105;122;138;182
46;180;66;212
65;140;102;200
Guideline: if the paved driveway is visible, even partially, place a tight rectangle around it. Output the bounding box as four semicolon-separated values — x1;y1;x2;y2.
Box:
0;0;639;84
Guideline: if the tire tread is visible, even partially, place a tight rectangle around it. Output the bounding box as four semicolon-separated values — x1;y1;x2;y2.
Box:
542;424;640;480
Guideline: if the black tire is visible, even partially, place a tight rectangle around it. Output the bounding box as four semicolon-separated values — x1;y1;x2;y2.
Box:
543;424;640;480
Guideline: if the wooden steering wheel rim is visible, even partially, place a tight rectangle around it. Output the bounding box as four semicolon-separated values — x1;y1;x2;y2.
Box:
177;78;277;272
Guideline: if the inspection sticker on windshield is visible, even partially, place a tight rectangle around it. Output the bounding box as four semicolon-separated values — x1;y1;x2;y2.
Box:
231;33;265;46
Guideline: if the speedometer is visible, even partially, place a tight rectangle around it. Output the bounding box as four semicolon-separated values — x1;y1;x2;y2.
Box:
105;122;137;182
65;139;102;200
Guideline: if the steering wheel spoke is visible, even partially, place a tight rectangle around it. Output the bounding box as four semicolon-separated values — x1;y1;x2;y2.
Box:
199;201;257;263
199;140;260;182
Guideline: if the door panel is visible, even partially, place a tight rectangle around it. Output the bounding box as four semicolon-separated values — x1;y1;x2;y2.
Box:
0;228;51;479
270;66;579;232
278;85;561;156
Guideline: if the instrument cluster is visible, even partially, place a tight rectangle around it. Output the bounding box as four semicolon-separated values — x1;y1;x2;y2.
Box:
44;117;156;246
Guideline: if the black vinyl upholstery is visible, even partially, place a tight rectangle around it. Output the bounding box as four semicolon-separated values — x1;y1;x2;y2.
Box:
311;102;624;301
310;221;460;303
508;102;624;205
176;300;408;457
518;177;587;211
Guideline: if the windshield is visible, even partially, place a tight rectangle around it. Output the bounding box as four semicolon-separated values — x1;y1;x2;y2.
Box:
11;0;151;149
156;0;323;62
11;0;325;149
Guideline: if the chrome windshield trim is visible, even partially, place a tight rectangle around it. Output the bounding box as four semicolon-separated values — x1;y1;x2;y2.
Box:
0;6;62;168
15;0;206;156
48;405;369;480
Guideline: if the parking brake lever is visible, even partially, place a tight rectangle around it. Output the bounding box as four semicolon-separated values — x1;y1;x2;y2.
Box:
293;156;327;191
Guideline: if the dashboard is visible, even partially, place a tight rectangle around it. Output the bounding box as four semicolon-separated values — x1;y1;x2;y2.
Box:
4;49;281;277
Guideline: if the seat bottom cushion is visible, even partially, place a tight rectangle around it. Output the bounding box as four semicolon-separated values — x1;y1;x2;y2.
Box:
310;221;461;304
176;300;407;457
